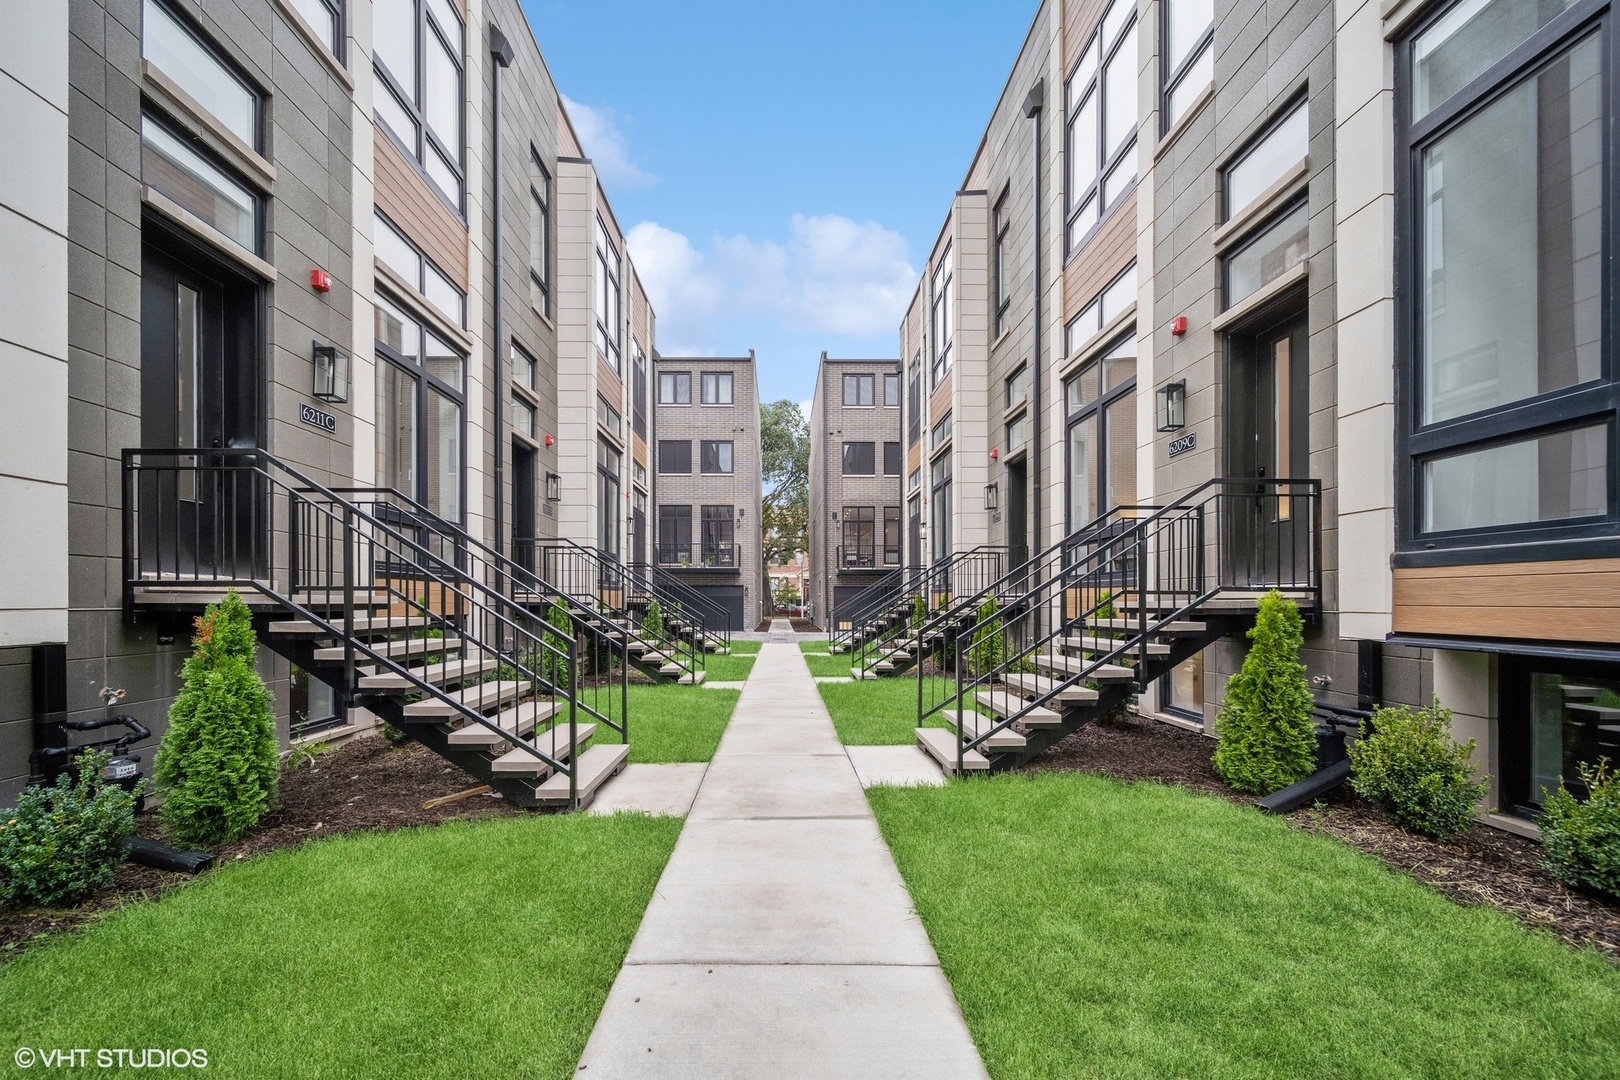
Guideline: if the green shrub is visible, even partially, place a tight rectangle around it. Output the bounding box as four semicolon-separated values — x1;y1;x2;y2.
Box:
546;599;575;685
155;590;279;848
641;599;663;641
1347;699;1487;840
379;722;412;747
968;597;1005;676
0;752;139;907
910;593;927;630
1538;758;1620;899
1212;590;1317;795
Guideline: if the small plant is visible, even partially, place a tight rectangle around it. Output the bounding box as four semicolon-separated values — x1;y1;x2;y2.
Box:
379;721;412;747
155;590;279;848
1213;590;1317;795
1347;699;1487;840
544;599;575;685
0;752;140;907
910;593;927;630
968;596;1005;675
1538;758;1620;899
1094;588;1117;622
642;599;664;640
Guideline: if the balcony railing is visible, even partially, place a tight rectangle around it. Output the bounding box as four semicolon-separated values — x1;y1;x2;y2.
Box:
657;541;738;569
836;544;900;570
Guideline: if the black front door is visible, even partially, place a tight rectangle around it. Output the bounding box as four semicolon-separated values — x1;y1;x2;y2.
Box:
139;240;260;578
512;440;536;572
1006;460;1029;568
1226;313;1310;585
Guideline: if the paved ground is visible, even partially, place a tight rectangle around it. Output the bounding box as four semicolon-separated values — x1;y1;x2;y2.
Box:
576;642;986;1079
588;763;708;816
845;745;946;789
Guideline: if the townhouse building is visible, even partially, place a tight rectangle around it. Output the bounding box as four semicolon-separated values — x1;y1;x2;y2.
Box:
650;353;764;631
900;0;1620;832
0;0;657;803
808;354;904;628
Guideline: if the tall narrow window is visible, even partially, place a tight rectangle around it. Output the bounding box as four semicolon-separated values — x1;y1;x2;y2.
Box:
883;441;902;476
931;247;954;385
702;506;736;566
930;454;954;561
1065;1;1137;254
142;0;259;147
1162;0;1214;131
373;0;464;207
529;150;550;314
285;0;342;56
883;507;902;566
993;191;1011;334
632;344;647;436
598;437;621;557
595;218;622;374
884;372;901;407
842;507;876;567
907;357;922;445
658;505;692;564
375;291;466;521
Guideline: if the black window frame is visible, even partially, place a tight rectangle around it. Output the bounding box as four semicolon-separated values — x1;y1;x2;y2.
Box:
701;504;737;567
1159;0;1214;137
1064;1;1138;260
142;0;265;152
701;439;735;475
659;370;691;404
287;0;345;61
884;372;901;407
701;371;734;405
883;506;902;566
1394;0;1619;566
842;441;876;476
595;216;623;375
373;287;469;523
842;506;876;567
931;247;954;386
993;188;1011;334
1063;328;1137;531
843;373;875;407
882;441;902;476
658;504;692;565
372;0;465;213
657;439;691;474
139;110;265;256
1498;652;1620;815
930;452;954;561
907;354;923;445
529;146;550;316
632;343;647;436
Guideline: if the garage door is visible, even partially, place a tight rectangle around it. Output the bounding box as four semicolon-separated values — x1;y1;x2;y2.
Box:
833;585;892;632
690;585;747;632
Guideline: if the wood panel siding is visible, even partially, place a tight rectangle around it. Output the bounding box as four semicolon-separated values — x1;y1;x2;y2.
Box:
1393;561;1620;644
929;372;954;427
632;272;650;353
907;441;922;474
597;355;624;401
1062;190;1136;321
633;432;648;468
1064;0;1111;70
374;129;468;286
558;105;584;157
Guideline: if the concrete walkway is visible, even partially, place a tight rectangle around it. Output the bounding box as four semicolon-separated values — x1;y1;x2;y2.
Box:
576;642;987;1079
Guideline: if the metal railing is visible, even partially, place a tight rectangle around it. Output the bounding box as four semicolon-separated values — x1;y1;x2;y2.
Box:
834;544;901;570
918;478;1321;769
848;546;1010;676
123;449;630;806
655;540;738;569
632;562;735;650
535;538;706;678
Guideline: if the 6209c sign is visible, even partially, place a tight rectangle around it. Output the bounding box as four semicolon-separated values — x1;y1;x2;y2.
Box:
300;402;338;433
1166;432;1196;458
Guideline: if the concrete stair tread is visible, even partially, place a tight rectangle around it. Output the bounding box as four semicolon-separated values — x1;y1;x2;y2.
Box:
445;700;563;746
314;635;462;661
916;727;990;772
943;709;1027;749
1033;654;1136;681
533;743;631;806
401;680;524;718
269;614;443;637
975;689;1064;726
1064;635;1171;656
1000;672;1100;704
359;654;499;690
679;670;706;685
489;722;598;774
1091;618;1206;635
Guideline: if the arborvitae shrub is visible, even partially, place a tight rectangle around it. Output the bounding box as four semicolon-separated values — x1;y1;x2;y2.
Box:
968;596;1005;676
1539;758;1620;898
910;593;927;630
1347;699;1487;840
641;599;663;641
1212;590;1317;795
155;590;279;848
0;751;139;906
545;599;575;685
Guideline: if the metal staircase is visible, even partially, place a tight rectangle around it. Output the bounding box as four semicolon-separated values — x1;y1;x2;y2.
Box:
122;448;633;810
846;547;1010;679
913;478;1321;773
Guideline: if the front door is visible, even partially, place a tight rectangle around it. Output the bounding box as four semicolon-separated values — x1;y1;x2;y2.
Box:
512;440;536;572
1005;460;1028;568
1226;313;1310;586
139;240;260;578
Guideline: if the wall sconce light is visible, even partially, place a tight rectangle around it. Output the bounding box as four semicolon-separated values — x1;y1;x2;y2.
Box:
736;506;745;522
983;482;999;511
831;510;840;526
1156;380;1187;432
312;342;349;403
545;472;561;501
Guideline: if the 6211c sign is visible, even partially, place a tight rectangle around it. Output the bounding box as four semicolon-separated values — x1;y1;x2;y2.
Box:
300;402;338;433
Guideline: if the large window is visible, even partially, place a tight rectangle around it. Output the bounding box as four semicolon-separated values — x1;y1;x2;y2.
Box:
658;504;692;564
595;218;622;374
1065;0;1137;255
931;247;954;385
284;0;342;56
659;371;691;404
657;440;691;474
702;372;734;405
701;440;734;474
907;356;923;445
1064;333;1137;528
701;505;736;566
993;190;1011;335
632;344;647;436
143;0;259;146
930;453;953;561
529;149;550;315
373;0;464;207
842;507;876;567
1400;0;1611;554
141;116;260;253
842;442;876;475
598;437;620;557
1063;263;1136;357
375;210;465;327
1161;0;1213;131
375;291;465;521
843;374;875;407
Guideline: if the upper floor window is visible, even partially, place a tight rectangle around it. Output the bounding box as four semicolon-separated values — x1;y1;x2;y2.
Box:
993;190;1011;334
1006;365;1031;409
931;246;955;386
907;357;922;445
1063;262;1136;357
931;412;953;450
1399;0;1610;551
659;371;691;404
141;115;260;253
529;149;550;315
842;442;876;475
701;440;734;474
632;345;648;436
1225;101;1309;219
285;0;343;57
375;210;465;328
658;439;691;474
142;0;259;149
374;0;465;208
1065;0;1137;255
1161;0;1213;131
512;343;537;391
597;394;622;440
884;372;901;407
843;374;875;407
702;372;734;405
595;217;623;374
1223;201;1308;309
882;441;902;476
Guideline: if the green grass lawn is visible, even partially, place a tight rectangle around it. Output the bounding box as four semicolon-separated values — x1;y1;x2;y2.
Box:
0;814;681;1079
869;772;1620;1080
799;640;830;654
702;652;756;681
804;650;853;678
816;675;955;744
592;683;738;762
728;640;762;655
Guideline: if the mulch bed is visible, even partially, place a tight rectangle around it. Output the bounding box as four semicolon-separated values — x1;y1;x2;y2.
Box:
1;736;516;961
1029;713;1620;959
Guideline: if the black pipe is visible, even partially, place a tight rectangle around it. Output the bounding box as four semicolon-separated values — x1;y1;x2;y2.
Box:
1256;759;1352;814
488;25;514;564
1023;79;1044;582
125;836;214;874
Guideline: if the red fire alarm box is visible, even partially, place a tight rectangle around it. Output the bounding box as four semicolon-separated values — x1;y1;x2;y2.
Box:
310;268;332;293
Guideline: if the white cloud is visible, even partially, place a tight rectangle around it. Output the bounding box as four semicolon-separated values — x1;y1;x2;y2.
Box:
560;94;657;191
627;214;918;354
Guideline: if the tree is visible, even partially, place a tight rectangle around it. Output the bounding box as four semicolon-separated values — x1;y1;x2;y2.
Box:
760;398;810;568
1212;590;1318;795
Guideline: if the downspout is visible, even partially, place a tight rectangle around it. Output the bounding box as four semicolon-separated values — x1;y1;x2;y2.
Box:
488;25;514;558
1024;80;1045;560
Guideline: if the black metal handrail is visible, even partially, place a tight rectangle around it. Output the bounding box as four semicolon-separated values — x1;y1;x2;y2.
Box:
848;546;1011;676
535;538;706;678
919;478;1322;768
655;541;738;569
630;562;735;649
122;448;629;804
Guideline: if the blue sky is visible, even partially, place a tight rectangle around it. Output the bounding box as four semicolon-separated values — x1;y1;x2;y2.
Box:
518;0;1040;408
